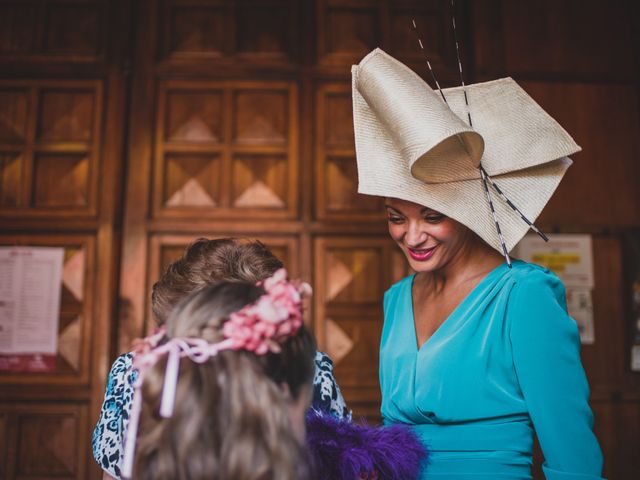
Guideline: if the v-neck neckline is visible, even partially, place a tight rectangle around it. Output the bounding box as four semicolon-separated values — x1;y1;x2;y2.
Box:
408;262;509;352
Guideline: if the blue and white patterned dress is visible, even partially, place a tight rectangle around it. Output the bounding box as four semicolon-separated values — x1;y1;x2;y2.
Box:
92;350;350;479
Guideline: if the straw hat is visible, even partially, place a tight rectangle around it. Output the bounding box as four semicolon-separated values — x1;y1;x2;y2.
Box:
352;48;580;253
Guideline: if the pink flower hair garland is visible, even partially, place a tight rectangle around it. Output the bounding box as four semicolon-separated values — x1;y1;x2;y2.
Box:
121;269;311;478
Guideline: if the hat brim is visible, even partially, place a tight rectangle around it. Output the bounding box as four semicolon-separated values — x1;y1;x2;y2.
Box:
359;157;571;253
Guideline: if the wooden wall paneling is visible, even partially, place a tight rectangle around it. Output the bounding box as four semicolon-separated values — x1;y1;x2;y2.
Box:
471;0;636;81
469;1;640;477
152;80;298;220
580;235;640;478
316;0;462;84
0;80;102;218
503;0;632;80
0;0;106;64
520;81;640;228
316;0;381;67
161;0;231;59
314;236;407;420
0;234;95;385
235;0;297;62
88;3;133;476
314;82;385;221
387;0;465;86
0;87;29;208
118;0;158;352
160;0;297;66
155;82;225;211
0;402;89;480
590;397;640;479
580;235;627;389
0;2;40;56
615;398;640;478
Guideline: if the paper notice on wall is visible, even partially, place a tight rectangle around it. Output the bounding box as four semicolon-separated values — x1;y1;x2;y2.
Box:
513;234;594;288
0;247;64;371
566;287;595;345
513;234;595;344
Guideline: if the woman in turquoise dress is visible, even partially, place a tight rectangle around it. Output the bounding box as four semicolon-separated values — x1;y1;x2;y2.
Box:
351;49;604;479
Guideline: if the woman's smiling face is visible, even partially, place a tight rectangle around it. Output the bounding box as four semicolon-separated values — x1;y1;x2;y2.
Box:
385;197;473;273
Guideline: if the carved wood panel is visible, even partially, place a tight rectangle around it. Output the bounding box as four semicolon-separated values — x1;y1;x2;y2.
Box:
522;81;640;228
316;0;461;84
0;2;130;479
314;236;410;421
160;0;297;63
473;0;635;80
153;80;298;219
0;81;102;217
0;234;95;385
0;403;89;479
0;0;104;61
315;82;385;220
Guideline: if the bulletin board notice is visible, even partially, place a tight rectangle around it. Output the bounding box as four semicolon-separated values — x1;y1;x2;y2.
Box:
0;247;64;372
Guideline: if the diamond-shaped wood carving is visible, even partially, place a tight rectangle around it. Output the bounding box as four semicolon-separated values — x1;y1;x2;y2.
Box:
0;89;29;142
169;6;226;55
164;154;221;207
324;7;378;56
325;248;382;303
236;6;289;55
325;318;355;365
33;154;89;207
57;315;81;372
325;93;354;148
17;413;78;475
234;91;287;144
330;317;381;388
165;91;223;143
38;90;94;142
62;248;85;302
326;156;383;213
233;154;286;208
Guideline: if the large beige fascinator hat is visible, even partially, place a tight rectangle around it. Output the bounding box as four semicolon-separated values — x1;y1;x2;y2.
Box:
352;48;581;256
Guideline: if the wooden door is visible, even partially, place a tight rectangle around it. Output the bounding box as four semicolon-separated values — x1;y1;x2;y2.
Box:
0;0;131;478
117;0;462;426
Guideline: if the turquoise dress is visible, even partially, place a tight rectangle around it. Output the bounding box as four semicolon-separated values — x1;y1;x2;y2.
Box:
380;260;604;479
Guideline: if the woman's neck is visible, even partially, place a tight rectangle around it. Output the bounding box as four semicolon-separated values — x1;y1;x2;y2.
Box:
419;238;504;295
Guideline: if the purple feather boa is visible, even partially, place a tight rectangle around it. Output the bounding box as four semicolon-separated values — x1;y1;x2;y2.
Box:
306;410;428;480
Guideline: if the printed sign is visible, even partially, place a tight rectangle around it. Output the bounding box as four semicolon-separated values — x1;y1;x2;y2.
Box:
0;247;64;372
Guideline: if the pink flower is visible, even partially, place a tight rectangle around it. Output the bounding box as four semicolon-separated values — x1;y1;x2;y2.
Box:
221;269;310;355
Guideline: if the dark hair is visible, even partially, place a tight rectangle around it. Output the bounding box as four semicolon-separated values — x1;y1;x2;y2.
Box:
135;282;316;480
151;238;283;325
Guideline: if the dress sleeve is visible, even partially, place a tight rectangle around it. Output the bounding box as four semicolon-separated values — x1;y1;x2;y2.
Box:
508;269;604;480
91;353;135;479
312;350;352;421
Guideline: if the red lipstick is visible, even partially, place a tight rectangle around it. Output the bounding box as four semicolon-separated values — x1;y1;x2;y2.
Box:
407;246;437;261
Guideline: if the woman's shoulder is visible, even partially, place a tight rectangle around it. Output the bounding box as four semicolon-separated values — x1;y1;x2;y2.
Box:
508;260;564;288
506;260;567;307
